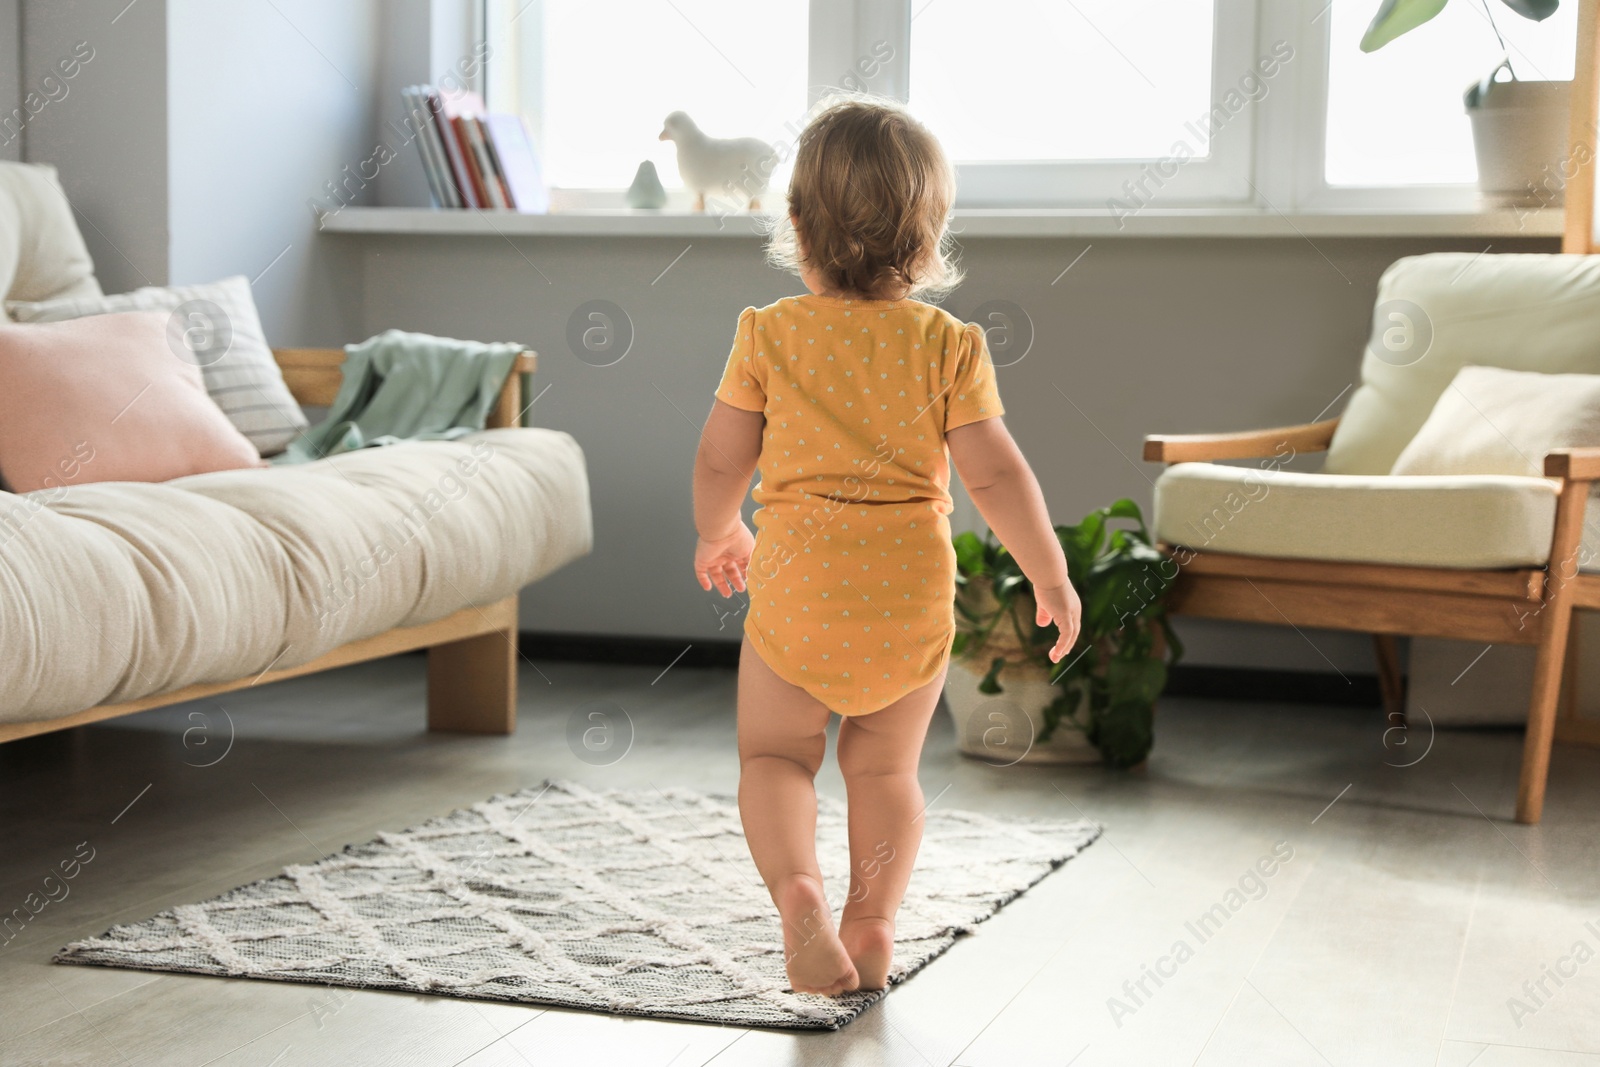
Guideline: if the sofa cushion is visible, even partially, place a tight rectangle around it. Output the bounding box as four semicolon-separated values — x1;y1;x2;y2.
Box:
0;312;263;493
0;428;592;723
1153;462;1576;570
9;275;308;457
1325;253;1600;476
0;162;102;305
1391;365;1600;477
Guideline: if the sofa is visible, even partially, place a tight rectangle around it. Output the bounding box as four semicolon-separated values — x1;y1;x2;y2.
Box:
0;162;593;740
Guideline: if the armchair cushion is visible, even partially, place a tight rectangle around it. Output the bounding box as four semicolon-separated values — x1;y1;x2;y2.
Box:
1325;253;1600;476
1153;462;1582;570
1391;366;1600;478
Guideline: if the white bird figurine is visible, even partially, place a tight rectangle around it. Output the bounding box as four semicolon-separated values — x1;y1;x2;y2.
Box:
659;111;776;213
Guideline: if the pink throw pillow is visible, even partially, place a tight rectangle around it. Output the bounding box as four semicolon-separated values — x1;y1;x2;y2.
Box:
0;311;264;493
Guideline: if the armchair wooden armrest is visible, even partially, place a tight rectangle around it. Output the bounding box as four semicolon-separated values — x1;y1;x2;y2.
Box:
1545;447;1600;481
1143;418;1339;463
272;347;538;429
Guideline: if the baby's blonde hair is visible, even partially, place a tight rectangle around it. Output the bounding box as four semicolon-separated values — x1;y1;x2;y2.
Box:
767;97;961;300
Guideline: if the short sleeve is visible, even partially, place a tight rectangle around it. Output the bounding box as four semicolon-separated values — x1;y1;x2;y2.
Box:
943;322;1005;432
714;307;766;412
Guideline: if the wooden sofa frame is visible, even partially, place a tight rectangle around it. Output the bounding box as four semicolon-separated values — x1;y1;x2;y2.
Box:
0;346;538;746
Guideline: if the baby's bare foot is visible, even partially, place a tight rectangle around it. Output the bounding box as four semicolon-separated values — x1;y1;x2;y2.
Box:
839;915;895;991
775;876;859;996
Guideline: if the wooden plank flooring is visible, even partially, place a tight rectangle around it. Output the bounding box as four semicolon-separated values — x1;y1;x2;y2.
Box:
0;653;1596;1066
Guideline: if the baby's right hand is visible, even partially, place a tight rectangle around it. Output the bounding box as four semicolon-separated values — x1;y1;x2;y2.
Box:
695;521;755;597
1034;581;1083;663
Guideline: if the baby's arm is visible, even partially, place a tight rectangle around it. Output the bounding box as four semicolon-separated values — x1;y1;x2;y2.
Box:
693;399;764;596
946;417;1082;661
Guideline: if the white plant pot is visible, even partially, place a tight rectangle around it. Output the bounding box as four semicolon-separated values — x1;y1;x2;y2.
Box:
1467;78;1573;205
942;658;1100;765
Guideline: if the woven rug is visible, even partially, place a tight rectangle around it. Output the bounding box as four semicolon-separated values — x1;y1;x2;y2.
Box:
54;780;1099;1030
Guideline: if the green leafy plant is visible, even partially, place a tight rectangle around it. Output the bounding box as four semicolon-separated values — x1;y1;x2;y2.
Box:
1360;0;1559;54
951;499;1181;769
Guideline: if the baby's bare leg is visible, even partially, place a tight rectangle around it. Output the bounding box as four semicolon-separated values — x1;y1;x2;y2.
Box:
835;663;949;990
736;636;859;995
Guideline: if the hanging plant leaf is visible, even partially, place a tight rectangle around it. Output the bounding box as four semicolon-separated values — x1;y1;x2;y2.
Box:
1500;0;1559;20
1360;0;1450;51
952;500;1179;769
952;531;988;577
1108;657;1168;707
977;656;1007;694
1087;699;1155;769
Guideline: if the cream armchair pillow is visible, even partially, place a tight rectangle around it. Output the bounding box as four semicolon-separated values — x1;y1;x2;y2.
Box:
1390;366;1600;478
0;162;102;304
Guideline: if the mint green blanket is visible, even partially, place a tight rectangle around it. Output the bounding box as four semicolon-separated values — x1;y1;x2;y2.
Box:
274;330;521;464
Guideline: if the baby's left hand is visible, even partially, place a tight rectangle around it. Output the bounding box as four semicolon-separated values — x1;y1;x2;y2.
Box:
695;522;755;597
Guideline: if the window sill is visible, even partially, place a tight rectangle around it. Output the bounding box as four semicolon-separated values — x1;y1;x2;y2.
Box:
317;205;1564;240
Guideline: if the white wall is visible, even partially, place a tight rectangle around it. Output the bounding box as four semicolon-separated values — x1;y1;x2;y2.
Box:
20;0;169;293
350;229;1559;673
165;0;380;345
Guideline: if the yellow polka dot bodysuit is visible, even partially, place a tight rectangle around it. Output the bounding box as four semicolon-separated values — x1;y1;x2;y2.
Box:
714;293;1005;716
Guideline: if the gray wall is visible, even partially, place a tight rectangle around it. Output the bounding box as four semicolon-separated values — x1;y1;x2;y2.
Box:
10;4;1564;674
0;0;18;163
16;0;381;343
165;0;380;345
371;0;487;213
351;230;1558;672
374;0;436;213
20;0;169;293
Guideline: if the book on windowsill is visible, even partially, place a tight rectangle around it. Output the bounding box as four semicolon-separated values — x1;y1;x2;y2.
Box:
403;84;548;213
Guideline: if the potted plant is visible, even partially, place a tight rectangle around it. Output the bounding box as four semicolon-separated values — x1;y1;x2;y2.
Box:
1361;0;1570;204
945;500;1181;769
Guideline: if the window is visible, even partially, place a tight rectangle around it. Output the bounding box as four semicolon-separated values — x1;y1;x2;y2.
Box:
907;0;1266;207
909;0;1217;163
485;0;808;194
482;0;1582;214
1324;0;1577;187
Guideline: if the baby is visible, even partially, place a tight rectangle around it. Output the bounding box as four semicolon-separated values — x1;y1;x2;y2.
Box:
692;100;1081;995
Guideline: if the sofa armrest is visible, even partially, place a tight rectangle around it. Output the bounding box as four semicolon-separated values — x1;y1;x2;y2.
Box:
1545;447;1600;481
1143;418;1339;463
272;347;539;427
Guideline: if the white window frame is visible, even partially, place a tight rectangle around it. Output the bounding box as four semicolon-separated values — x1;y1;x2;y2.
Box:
1258;0;1486;213
480;0;1543;214
892;0;1262;208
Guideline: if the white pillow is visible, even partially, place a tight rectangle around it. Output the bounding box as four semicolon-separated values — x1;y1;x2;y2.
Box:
0;162;102;304
1326;253;1600;476
7;275;307;456
1390;365;1600;478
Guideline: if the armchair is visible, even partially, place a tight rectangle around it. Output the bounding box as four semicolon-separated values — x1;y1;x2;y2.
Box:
1147;393;1599;823
1149;0;1600;823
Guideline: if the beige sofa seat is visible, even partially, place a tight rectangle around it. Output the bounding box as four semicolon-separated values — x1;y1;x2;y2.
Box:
0;428;592;724
1154;463;1565;570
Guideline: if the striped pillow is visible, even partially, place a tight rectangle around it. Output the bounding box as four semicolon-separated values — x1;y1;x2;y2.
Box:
6;275;307;456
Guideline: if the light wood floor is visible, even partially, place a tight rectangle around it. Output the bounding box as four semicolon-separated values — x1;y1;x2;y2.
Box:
1;653;1597;1067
